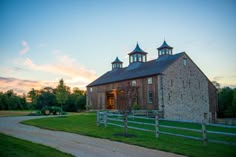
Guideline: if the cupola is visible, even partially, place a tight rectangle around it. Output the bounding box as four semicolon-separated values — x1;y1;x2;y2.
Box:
112;57;123;70
157;40;173;57
128;43;147;64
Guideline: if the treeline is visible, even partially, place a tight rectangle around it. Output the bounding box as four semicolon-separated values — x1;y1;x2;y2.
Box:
0;79;86;112
0;90;28;110
218;87;236;118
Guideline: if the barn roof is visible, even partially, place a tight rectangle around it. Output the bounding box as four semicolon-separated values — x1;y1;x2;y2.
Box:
87;52;184;87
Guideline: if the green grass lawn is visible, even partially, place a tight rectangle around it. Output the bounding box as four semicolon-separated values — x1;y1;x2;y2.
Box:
108;115;236;143
0;133;74;157
22;112;236;157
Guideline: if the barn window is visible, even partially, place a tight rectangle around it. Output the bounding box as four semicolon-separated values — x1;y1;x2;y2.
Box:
148;77;152;84
131;80;136;86
148;92;153;103
183;58;187;66
90;87;93;93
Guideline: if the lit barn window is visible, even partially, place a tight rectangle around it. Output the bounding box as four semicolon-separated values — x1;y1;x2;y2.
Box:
90;87;93;93
131;80;136;86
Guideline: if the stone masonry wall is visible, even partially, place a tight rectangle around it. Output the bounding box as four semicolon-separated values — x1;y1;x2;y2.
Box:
161;53;210;122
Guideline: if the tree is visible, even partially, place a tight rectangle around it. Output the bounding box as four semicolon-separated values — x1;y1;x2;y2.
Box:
0;90;28;110
28;88;39;110
55;79;69;114
212;81;221;91
73;87;85;95
218;87;234;117
0;92;6;110
116;82;139;135
64;88;86;112
36;87;56;109
232;88;236;117
76;94;86;111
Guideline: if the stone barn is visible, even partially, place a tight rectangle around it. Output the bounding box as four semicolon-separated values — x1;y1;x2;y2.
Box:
87;41;218;122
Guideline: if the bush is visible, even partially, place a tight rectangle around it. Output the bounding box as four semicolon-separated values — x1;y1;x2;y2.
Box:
132;103;140;110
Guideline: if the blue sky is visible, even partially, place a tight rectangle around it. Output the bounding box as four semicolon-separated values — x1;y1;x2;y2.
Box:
0;0;236;94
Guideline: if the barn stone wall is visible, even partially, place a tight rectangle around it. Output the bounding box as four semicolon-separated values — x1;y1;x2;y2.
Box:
160;53;210;122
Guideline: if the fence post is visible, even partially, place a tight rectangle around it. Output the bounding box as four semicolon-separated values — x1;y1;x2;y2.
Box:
202;120;207;145
124;112;128;134
97;110;100;127
104;111;107;128
155;114;159;138
132;110;134;120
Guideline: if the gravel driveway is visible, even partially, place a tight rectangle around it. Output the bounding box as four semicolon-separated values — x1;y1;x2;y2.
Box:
0;116;185;157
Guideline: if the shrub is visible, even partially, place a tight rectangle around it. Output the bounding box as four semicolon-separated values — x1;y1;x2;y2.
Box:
132;103;140;110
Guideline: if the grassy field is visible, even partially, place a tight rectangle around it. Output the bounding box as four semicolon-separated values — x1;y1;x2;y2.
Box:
0;133;74;157
0;110;32;117
22;112;236;157
0;110;81;117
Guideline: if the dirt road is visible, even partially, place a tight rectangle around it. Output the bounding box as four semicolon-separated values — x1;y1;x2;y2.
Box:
0;116;185;157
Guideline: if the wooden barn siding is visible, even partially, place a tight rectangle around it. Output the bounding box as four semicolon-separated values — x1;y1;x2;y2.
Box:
87;76;159;110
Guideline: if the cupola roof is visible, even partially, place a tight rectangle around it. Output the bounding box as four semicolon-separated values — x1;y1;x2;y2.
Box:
112;57;123;64
157;40;173;50
129;43;147;55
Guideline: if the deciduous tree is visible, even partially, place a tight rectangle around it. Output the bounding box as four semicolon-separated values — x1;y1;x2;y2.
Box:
55;79;70;114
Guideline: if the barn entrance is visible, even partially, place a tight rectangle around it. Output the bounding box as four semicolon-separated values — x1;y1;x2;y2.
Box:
106;91;115;109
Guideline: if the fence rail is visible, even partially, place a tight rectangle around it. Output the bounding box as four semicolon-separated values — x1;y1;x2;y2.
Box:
97;110;236;146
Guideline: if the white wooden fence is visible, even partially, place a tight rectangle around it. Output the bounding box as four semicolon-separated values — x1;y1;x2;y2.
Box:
97;110;236;146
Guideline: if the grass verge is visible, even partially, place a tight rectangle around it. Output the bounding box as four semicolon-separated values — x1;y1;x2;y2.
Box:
22;112;236;157
0;133;74;157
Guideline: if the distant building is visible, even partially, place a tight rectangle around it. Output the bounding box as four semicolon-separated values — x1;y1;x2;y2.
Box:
87;41;218;122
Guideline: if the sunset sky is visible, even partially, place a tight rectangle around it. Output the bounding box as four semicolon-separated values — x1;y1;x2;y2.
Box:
1;0;236;95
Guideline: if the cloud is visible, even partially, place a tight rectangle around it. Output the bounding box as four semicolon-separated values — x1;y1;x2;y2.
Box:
11;53;98;92
3;49;98;94
0;77;56;95
20;40;30;55
22;55;97;84
213;76;224;81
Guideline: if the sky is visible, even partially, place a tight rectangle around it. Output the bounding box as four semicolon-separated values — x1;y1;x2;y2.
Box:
0;0;236;95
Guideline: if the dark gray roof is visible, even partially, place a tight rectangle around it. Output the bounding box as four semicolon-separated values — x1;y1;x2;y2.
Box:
112;57;123;64
87;52;184;87
157;41;173;50
129;43;147;55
